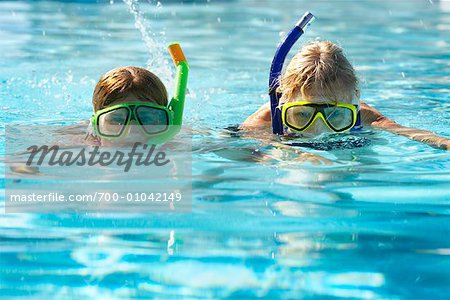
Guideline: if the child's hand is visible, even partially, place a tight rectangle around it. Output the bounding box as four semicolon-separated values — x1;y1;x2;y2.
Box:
10;163;40;175
441;141;450;150
294;152;333;165
415;134;450;150
269;146;332;165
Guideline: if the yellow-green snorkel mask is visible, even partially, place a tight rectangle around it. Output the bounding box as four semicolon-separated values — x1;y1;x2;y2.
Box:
281;101;358;133
91;43;189;144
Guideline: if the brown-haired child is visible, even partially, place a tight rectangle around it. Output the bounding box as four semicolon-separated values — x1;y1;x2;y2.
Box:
86;66;170;146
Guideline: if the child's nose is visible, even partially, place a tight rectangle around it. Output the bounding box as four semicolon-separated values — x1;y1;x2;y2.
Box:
128;121;142;135
308;117;331;135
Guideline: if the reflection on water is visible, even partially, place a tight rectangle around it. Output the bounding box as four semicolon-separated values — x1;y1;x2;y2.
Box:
3;124;449;297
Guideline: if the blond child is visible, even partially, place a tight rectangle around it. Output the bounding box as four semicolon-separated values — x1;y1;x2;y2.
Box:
242;41;450;150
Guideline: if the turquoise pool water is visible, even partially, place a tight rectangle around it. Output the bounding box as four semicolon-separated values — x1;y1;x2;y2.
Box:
1;0;450;298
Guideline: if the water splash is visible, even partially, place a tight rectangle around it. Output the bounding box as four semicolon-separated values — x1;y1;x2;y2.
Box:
122;0;173;89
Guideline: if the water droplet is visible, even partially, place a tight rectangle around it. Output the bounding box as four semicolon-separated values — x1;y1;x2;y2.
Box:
122;0;173;87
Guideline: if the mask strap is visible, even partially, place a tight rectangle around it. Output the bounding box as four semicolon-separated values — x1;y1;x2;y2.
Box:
87;118;95;136
351;96;362;131
84;118;101;145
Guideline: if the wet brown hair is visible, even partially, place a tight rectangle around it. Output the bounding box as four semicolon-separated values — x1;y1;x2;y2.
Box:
92;66;168;111
280;41;358;103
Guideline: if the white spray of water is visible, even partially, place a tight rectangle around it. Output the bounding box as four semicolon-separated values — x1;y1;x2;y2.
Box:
122;0;173;90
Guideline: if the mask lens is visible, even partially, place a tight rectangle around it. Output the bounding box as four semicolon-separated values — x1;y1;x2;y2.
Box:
98;107;129;137
135;106;169;134
285;106;316;131
323;106;354;131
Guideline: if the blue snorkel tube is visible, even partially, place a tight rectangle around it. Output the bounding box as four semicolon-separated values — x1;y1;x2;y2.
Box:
269;12;361;135
269;12;315;135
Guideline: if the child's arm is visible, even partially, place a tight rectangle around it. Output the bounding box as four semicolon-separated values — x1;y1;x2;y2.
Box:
361;101;450;150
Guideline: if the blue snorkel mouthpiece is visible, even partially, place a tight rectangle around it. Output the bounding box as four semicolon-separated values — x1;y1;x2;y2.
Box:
296;12;315;29
269;12;315;135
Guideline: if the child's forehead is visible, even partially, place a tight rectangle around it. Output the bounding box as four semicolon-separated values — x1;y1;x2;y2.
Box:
307;97;353;104
286;90;359;105
109;95;158;106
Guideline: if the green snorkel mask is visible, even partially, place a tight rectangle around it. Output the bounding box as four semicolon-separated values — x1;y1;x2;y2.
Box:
91;42;189;144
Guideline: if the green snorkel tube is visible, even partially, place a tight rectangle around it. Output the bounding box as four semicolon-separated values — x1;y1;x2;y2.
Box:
168;42;188;126
148;42;189;144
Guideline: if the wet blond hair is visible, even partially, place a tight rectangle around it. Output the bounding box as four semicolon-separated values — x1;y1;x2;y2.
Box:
92;66;168;112
280;41;358;103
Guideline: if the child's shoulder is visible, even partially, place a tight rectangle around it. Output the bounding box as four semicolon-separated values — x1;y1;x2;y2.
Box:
241;102;272;131
360;100;400;128
360;100;388;126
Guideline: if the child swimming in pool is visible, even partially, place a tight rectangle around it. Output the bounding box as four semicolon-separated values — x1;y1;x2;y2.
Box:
85;66;169;146
11;66;174;175
12;43;188;175
86;43;188;146
241;40;450;150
